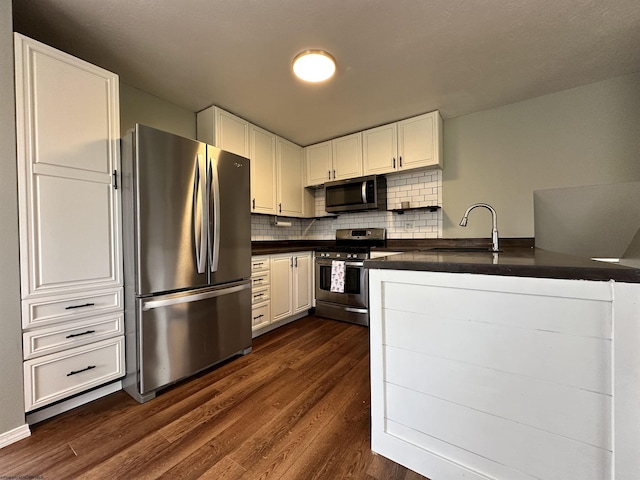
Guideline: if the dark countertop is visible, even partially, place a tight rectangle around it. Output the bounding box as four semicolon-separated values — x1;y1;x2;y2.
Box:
251;238;534;255
364;247;640;283
251;239;640;282
251;240;334;255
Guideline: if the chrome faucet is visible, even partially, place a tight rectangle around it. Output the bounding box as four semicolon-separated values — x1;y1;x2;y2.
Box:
459;203;500;252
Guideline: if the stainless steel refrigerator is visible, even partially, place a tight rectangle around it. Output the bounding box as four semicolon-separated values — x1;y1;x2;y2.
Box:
121;124;251;403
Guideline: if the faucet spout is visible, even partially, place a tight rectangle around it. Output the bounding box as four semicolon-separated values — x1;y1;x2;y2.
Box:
459;203;499;252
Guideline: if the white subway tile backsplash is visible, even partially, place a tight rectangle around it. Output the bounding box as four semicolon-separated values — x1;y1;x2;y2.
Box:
251;169;442;241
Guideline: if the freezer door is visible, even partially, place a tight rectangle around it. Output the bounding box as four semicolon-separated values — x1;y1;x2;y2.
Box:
207;146;251;285
137;281;251;394
134;125;208;295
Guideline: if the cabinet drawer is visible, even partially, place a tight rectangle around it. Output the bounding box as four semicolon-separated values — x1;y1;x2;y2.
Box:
252;286;270;305
251;256;270;273
23;313;124;360
251;271;270;288
24;336;125;412
22;287;123;329
252;302;271;330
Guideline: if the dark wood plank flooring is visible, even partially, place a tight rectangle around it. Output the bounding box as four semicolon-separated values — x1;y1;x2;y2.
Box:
0;315;427;479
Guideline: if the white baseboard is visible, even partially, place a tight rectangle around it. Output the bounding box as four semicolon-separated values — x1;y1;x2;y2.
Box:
0;424;31;450
26;380;122;425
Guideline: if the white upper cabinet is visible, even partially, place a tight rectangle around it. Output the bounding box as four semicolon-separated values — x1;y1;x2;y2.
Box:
277;137;305;217
305;141;332;186
305;133;363;186
196;106;250;158
14;33;122;298
332;133;364;180
362;123;397;175
250;124;277;215
199;106;312;218
363;111;443;175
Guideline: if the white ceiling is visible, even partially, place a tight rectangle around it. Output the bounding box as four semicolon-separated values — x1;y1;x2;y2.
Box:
12;0;640;146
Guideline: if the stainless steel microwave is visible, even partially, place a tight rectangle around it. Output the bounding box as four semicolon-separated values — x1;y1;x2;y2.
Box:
324;175;387;213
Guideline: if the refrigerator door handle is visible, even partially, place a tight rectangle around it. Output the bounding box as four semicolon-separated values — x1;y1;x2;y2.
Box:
193;156;207;273
208;153;221;273
141;281;251;311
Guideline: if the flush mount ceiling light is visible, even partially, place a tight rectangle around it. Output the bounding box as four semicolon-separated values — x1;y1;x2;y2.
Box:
292;50;336;82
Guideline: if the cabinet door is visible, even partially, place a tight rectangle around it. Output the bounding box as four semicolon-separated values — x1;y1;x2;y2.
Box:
293;252;313;314
215;108;250;158
397;111;443;170
305;141;333;186
14;34;122;298
250;125;277;214
270;255;293;322
333;133;363;180
277;137;304;217
362;123;397;175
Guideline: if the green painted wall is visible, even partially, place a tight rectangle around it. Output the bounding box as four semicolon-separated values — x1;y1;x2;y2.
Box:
0;0;27;436
443;73;640;238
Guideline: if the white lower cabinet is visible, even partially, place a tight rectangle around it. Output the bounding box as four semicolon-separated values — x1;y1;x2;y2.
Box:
251;252;313;337
369;269;640;480
23;336;125;412
270;254;294;322
292;253;312;314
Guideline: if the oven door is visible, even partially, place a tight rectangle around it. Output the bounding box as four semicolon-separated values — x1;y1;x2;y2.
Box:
315;258;368;308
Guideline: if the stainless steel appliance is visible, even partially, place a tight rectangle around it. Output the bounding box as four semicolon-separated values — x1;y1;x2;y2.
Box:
324;175;387;213
121;124;252;403
315;228;386;326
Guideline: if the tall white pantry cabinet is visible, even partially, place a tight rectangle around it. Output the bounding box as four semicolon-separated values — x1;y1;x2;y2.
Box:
14;34;125;414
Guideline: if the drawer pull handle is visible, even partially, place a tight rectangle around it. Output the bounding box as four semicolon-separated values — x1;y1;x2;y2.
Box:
67;365;96;377
253;293;264;298
65;303;95;310
65;330;96;339
253;314;264;320
253;278;263;283
253;262;264;267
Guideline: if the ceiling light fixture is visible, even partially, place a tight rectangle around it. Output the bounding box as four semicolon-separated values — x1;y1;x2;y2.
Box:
292;50;336;82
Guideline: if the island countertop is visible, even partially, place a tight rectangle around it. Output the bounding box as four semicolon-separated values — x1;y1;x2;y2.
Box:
364;247;640;283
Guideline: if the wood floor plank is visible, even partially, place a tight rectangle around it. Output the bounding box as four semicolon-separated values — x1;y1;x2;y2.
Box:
227;348;369;471
0;316;427;480
233;354;372;479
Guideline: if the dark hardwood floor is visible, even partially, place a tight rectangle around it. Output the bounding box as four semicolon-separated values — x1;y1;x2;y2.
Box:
0;315;427;479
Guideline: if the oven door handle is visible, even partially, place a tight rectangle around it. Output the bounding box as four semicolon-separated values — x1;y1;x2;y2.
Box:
345;261;364;267
316;260;364;267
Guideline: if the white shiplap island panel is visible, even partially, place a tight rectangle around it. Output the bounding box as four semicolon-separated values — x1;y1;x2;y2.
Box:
369;269;640;480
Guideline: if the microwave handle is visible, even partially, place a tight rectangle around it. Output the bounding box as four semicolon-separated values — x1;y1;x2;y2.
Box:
362;181;367;203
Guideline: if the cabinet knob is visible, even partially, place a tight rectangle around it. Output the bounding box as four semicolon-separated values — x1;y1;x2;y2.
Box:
399;156;402;167
279;203;282;213
328;170;331;180
393;157;396;169
333;169;336;179
252;198;256;209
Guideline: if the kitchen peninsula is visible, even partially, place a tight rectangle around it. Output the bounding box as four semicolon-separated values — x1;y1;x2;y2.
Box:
366;249;640;480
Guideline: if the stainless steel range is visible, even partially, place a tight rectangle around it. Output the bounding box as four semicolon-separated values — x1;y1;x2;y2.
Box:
315;228;386;326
